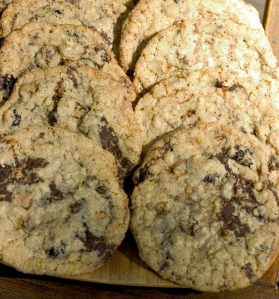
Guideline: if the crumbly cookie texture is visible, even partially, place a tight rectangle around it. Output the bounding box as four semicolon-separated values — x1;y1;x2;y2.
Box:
135;69;279;154
0;22;135;106
131;123;279;291
120;0;263;71
0;65;142;183
133;19;279;107
0;0;130;57
0;126;129;276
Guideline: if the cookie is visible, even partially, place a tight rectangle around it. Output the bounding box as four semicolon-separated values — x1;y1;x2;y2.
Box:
131;122;279;291
119;0;263;71
0;126;129;276
0;65;142;182
135;69;279;154
132;19;279;107
0;22;136;106
0;0;130;57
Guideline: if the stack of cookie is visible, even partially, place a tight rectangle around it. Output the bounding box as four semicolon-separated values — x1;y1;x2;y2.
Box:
0;0;142;277
119;0;279;292
0;0;278;293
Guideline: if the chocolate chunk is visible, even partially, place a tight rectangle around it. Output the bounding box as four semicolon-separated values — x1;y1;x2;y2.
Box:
24;172;41;185
70;199;85;213
77;223;115;258
66;67;78;88
45;182;64;203
12;109;21;126
242;264;255;281
99;31;112;46
133;166;151;185
231;147;253;167
216;148;229;165
0;183;12;202
218;200;251;237
215;80;224;88
216;148;238;178
0;74;17;105
54;10;63;14
94;46;104;53
88;27;112;46
0;158;48;201
99;117;135;180
0;165;12;183
95;182;110;199
203;174;218;184
159;261;169;271
239;127;247;134
47;242;68;258
266;181;279;207
268;155;279;172
21;158;49;175
94;46;111;63
101;52;111;63
220;201;235;222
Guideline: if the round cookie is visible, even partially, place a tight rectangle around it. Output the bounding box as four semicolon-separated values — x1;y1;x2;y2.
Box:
119;0;263;71
0;0;130;57
0;126;129;276
0;22;135;106
135;69;279;154
131;122;279;291
0;65;142;182
132;19;279;108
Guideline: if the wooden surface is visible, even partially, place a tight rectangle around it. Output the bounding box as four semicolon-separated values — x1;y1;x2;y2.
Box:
1;0;279;298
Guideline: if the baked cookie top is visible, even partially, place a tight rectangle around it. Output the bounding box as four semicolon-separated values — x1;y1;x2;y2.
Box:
0;126;129;276
0;22;136;106
0;65;142;182
135;69;279;154
131;122;279;291
0;0;130;57
120;0;263;71
133;19;279;106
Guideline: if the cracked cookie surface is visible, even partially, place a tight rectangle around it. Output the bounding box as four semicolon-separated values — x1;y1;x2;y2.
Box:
131;122;279;291
0;126;129;276
133;19;279;108
119;0;263;71
0;65;142;183
135;69;279;154
0;22;135;106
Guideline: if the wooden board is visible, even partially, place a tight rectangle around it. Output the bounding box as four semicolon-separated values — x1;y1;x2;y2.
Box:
58;230;279;288
53;0;279;289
